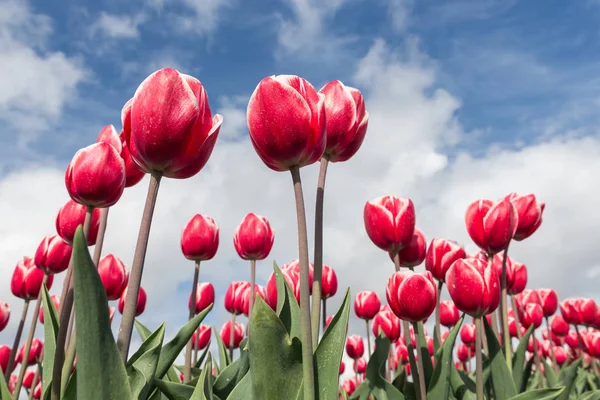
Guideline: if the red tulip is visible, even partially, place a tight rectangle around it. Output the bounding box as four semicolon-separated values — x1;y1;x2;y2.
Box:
98;254;129;301
339;361;345;375
65;142;126;208
386;270;437;322
460;323;476;345
550;315;569;336
325;315;334;329
465;198;518;255
354;291;381;320
242;284;266;317
11;257;54;300
425;238;466;282
554;346;567;365
55;200;101;245
181;215;219;261
516;289;542;309
508;261;527;295
321;265;338;299
560;299;594;326
8;375;16;394
508;316;526;338
191;324;211;350
457;343;470;362
393;228;427;268
565;330;579;350
233;213;274;261
23;369;35;389
266;260;314;308
225;281;251;315
33;382;41;399
446;257;500;318
537;289;558;317
34;234;72;275
39;295;60;324
318;80;368;162
481;251;515;288
439;300;460;327
345;335;364;359
16;339;42;366
188;282;215;314
364;196;416;254
96;123;146;188
505;193;545;241
354;358;366;374
220;320;244;349
396;343;409;364
342;377;358;395
581;299;598;326
247;75;326;171
96;124;122;152
124;68;222;179
108;306;116;324
0;302;9;332
372;305;401;342
118;286;146;316
520;303;543;329
0;345;9;373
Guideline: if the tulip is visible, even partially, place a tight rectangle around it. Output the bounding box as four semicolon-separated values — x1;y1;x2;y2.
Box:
460;323;476;345
425;239;466;282
505;193;545;241
520;303;544;329
439;301;460;328
457;343;470;362
386;270;437;323
339;361;345;375
364;196;416;254
181;215;219;261
55;200;101;246
265;260;314;308
446;257;500;318
354;358;366;374
0;346;10;373
581;299;598;326
33;382;41;399
321;265;338;300
233;213;274;261
225;282;251;316
242;284;266;317
516;289;542;308
508;261;527;295
354;291;381;321
95;254;128;300
16;339;42;366
108;306;116;324
0;302;9;332
537;288;558;317
191;324;212;361
118;130;146;187
23;369;35;389
393;228;427;268
38;295;60;324
554;346;567;365
11;257;53;301
8;375;16;394
188;283;215;315
34;234;72;275
118;287;147;317
560;299;586;326
465;198;517;255
481;251;515;289
65;142;126;208
551;315;569;336
342;377;358;395
345;335;364;359
372;305;401;342
220;320;244;351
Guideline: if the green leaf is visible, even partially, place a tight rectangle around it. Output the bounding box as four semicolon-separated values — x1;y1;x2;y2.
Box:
414;321;433;389
449;364;476;400
542;359;558;388
62;369;77;400
483;316;517;399
212;341;250;399
273;261;302;340
135;319;153;341
557;359;581;400
512;325;534;391
0;369;12;400
41;284;60;400
579;390;600;400
212;326;231;373
574;368;588;397
248;296;303;400
508;386;565;400
127;324;165;399
520;356;535;393
428;315;464;399
314;288;351;400
72;226;131;399
191;353;214;399
154;378;195;400
225;372;254;400
194;345;211;369
433;325;441;362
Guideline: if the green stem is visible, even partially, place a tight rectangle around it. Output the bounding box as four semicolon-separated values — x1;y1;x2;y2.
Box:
322;299;327;332
184;260;201;382
435;281;443;345
475;317;484;400
511;295;522;339
229;313;236;361
290;166;315;400
249;259;256;320
545;317;559;374
92;207;110;265
365;320;372;358
4;299;29;380
499;248;512;371
412;321;428;400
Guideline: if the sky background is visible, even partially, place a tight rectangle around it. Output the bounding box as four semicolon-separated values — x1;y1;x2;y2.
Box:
2;0;600;387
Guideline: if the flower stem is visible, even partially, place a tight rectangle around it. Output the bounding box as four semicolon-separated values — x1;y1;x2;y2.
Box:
311;156;329;346
499;247;512;371
92;207;110;265
365;320;372;358
322;299;327;332
4;299;29;380
117;171;162;362
475;317;484;400
184;260;201;382
545;317;558;374
511;295;522;339
27;360;41;400
249;259;256;321
533;333;543;388
13;274;48;400
229;313;236;361
435;281;443;345
412;321;428;400
290;166;315;400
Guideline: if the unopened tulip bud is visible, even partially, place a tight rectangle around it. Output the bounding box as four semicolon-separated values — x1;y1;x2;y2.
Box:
396;343;409;364
233;213;274;260
508;261;527;295
33;382;41;399
23;369;35;389
554;346;567;365
565;330;579;350
191;324;211;350
220;320;244;349
393;228;426;268
96;124;122;153
98;254;129;301
17;339;42;366
551;315;569;336
11;257;54;300
386;270;437;322
55;200;101;245
181;214;219;261
465;198;518;255
34;234;72;275
321;265;338;299
425;238;466;282
505;193;545;241
520;303;544;329
353;358;366;374
118;286;146;316
242;284;266;317
460;324;476;345
580;299;598;326
364;196;416;254
354;291;381;320
372;305;401;342
446;257;500;318
457;343;470;362
345;335;364;359
561;299;583;325
339;361;345;375
225;281;251;315
0;345;10;373
39;295;60;324
188;282;215;315
266;261;314;308
342;377;358;395
439;300;460;327
0;302;9;332
537;289;558;317
325;315;334;329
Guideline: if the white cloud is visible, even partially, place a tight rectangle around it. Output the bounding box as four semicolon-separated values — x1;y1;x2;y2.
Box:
90;12;144;39
387;0;413;32
175;0;233;36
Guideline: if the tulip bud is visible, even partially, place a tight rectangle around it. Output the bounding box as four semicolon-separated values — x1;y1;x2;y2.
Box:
65;142;126;208
23;369;35;389
181;214;219;261
96;124;122;153
108;306;116;324
118;286;146;316
354;291;381;320
386;270;437;322
8;374;16;394
460;323;476;345
446;257;500;318
439;300;460;327
537;288;558;317
457;343;470;362
318;80;368;162
325;315;334;329
55;200;101;245
393;228;427;268
0;345;10;373
425;238;466;282
565;330;579;350
342;377;358;395
339;361;345;375
33;382;41;399
11;257;54;301
34;234;72;275
191;324;211;350
560;299;583;325
98;254;129;301
225;281;251;315
520;303;544;329
505;193;545;241
242;284;266;317
188;282;215;315
39;295;60;324
247;75;326;171
482;251;515;288
124;68;222;178
17;338;43;366
372;305;401;342
0;302;9;332
321;265;338;299
550;315;569;336
345;335;364;359
266;261;314;308
220;320;244;349
516;290;542;310
465;198;518;255
354;358;366;374
364;196;416;254
554;346;567;365
233;213;274;261
508;261;527;295
580;299;598;326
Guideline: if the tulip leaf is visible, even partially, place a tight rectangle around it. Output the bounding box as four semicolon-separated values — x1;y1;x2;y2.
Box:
556;359;581;400
62;369;78;400
248;296;304;400
227;372;253;400
212;326;231;372
541;359;558;388
512;325;534;390
508;386;565;400
449;363;476;400
154;378;195;400
194;345;211;369
190;353;214;399
273;261;302;340
314;288;351;400
483;316;517;399
135;319;153;341
433;325;441;361
41;284;60;400
579;390;600;400
414;321;433;388
0;371;11;400
212;338;250;399
428;315;464;399
574;368;588;397
72;226;131;400
127;323;165;399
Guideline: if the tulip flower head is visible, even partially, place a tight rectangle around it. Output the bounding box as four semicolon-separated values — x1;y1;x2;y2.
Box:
181;214;219;261
386;270;437;322
191;324;212;350
118;286;147;317
446;257;500;318
465;198;518;255
242;284;266;317
372;305;401;342
11;257;54;301
508;261;527;295
0;345;10;374
345;335;365;359
354;291;381;320
220;320;244;349
460;323;476;345
394;228;427;268
439;300;460;327
0;302;9;332
321;265;338;300
505;193;545;241
34;234;72;275
38;295;60;325
425;238;466;282
16;339;43;366
537;288;558;317
266;260;314;308
550;314;569;336
364;195;416;254
225;281;251;315
55;199;101;246
189;282;215;315
233;213;274;261
98;254;129;301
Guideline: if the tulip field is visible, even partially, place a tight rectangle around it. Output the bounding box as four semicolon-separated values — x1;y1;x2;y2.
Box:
0;69;598;400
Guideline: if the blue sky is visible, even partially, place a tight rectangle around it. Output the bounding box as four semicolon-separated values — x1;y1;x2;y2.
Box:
3;0;600;374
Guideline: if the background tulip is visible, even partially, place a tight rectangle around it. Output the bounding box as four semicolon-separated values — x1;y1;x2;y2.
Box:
265;260;314;308
242;284;266;317
394;228;427;268
460;323;476;345
372;305;401;342
220;320;244;350
233;213;274;260
188;283;215;315
550;315;569;336
345;335;364;359
439;300;460;327
0;302;9;332
386;270;437;322
321;265;338;299
38;295;59;324
446;257;500;318
0;346;10;374
98;254;129;301
537;288;558;317
520;303;544;329
118;286;147;317
11;257;54;301
425;238;466;282
508;261;527;295
505;193;545;241
247;75;326;171
364;196;415;254
354;291;381;320
34;234;72;275
118;130;146;187
55;200;101;246
16;339;42;366
354;358;366;374
225;281;251;316
181;215;219;261
22;369;35;389
465;198;517;255
191;324;211;350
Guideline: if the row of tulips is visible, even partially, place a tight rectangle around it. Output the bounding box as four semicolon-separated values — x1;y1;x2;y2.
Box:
0;64;596;400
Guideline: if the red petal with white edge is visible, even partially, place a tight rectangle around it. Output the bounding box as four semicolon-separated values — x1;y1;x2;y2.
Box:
364;200;395;251
320;81;357;155
447;258;486;316
96;125;123;154
130;68;200;172
483;199;514;253
300;92;326;167
465;199;492;252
